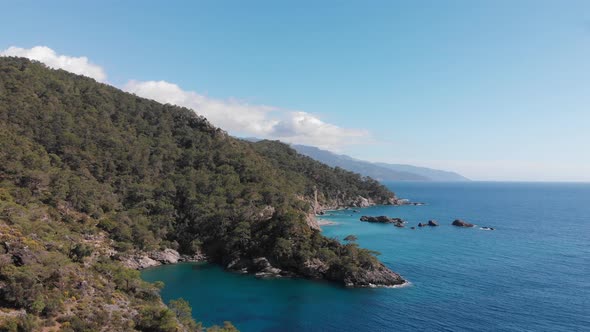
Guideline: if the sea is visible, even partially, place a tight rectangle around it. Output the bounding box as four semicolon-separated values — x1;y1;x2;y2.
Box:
141;182;590;331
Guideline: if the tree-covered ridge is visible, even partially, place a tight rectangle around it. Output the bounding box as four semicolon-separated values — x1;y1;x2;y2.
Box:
0;57;403;330
252;140;395;207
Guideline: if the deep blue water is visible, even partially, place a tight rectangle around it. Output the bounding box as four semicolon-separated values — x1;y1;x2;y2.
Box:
142;182;590;331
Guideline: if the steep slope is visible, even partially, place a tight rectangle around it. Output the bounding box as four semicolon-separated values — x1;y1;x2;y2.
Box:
0;58;404;329
293;144;469;181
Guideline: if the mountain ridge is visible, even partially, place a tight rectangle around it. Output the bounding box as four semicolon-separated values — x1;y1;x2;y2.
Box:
292;144;469;182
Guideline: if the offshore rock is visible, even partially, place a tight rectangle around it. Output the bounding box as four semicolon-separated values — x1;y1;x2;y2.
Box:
452;219;474;227
360;216;404;227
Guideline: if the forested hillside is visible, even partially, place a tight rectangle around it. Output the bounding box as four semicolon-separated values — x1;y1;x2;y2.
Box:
0;58;404;330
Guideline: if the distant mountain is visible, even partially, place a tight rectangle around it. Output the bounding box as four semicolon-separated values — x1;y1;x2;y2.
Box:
373;162;469;182
292;144;469;182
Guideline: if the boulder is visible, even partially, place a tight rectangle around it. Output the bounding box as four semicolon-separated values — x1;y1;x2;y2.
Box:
452;219;474;227
149;248;181;264
120;255;160;269
428;220;439;226
418;222;426;227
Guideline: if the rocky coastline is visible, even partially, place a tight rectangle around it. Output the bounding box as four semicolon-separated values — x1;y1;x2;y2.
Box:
119;248;207;270
122;197;411;287
224;255;406;287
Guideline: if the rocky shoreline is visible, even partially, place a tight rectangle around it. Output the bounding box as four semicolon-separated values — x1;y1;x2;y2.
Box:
125;198;413;288
131;204;492;288
119;248;207;270
224;256;406;287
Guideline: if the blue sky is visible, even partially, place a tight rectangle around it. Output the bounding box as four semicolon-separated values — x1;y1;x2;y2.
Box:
1;0;589;181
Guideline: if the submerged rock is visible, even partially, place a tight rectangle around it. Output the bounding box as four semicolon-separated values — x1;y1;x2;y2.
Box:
480;227;495;231
392;199;425;206
452;219;474;227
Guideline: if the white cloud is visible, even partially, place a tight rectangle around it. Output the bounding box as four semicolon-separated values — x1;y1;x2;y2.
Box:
271;111;368;150
1;45;368;150
0;46;107;82
124;80;368;150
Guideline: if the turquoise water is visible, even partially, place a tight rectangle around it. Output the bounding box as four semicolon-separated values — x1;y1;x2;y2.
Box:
141;182;590;331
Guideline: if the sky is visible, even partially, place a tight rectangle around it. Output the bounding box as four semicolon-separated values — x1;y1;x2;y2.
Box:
1;0;589;181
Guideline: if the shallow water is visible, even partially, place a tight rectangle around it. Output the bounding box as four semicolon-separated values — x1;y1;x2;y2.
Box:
142;182;590;331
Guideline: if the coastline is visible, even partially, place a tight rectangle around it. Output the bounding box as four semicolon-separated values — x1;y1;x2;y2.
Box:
133;202;408;287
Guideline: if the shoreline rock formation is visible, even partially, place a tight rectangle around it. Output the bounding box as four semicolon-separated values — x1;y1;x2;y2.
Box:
119;248;207;270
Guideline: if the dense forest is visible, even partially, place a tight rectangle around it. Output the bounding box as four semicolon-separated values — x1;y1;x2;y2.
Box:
0;57;403;331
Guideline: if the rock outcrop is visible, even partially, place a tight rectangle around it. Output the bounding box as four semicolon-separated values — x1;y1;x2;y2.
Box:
329;262;406;288
120;248;207;269
121;255;159;270
226;256;294;278
418;220;439;227
452;219;474;227
301;258;330;279
149;248;181;264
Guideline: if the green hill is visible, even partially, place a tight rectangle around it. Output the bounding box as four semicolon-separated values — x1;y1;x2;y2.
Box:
0;57;404;330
